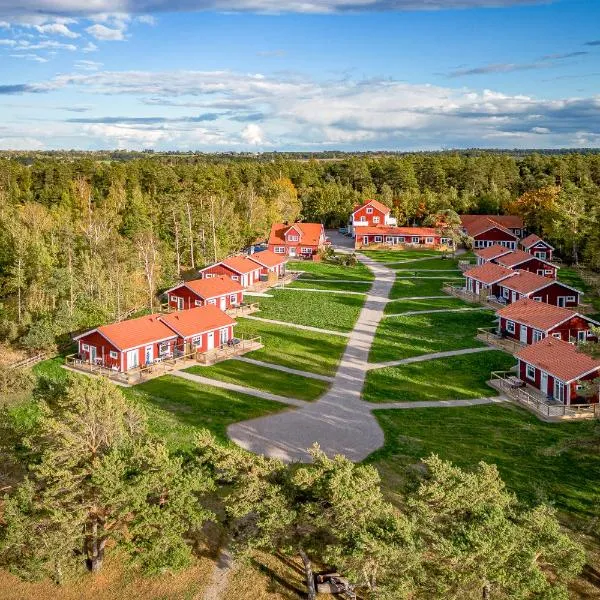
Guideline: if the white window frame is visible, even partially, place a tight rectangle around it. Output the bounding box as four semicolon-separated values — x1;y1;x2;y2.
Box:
82;343;90;351
109;350;118;359
532;330;543;342
191;335;202;348
532;296;542;302
412;236;419;243
374;236;382;243
301;247;312;254
577;330;587;342
535;251;547;259
552;332;562;339
426;237;434;244
159;341;170;356
544;269;553;275
566;295;576;303
195;300;203;307
506;320;515;334
398;237;405;243
204;273;214;278
526;363;536;381
231;275;239;281
502;287;510;299
372;216;380;224
274;246;286;254
230;294;237;303
208;298;217;305
366;207;373;214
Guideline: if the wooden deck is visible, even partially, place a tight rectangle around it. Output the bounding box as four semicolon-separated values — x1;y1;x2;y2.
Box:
226;302;259;317
195;337;263;365
477;327;524;353
444;284;504;309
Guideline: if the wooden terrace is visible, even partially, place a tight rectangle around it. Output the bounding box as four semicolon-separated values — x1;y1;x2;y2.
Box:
443;283;505;309
477;327;524;353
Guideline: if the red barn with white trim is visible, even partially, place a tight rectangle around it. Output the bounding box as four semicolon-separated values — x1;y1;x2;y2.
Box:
267;222;326;260
165;276;244;311
520;234;554;261
198;255;263;288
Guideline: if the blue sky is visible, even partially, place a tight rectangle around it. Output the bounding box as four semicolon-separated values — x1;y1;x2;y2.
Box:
0;0;598;150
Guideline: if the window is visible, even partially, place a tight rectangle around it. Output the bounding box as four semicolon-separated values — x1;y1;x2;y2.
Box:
274;246;285;254
372;216;380;224
374;236;382;242
526;363;536;380
536;251;547;259
220;328;229;344
230;294;237;303
208;298;217;305
288;235;299;242
578;330;587;342
159;342;170;355
82;343;90;351
360;216;367;222
231;275;239;281
398;237;405;243
386;236;393;243
170;294;178;303
109;350;118;359
566;296;576;302
537;269;545;276
366;207;373;214
412;236;419;243
514;229;521;236
532;296;542;302
301;247;312;254
191;336;202;348
204;273;214;278
195;300;202;307
502;287;509;299
426;237;434;244
506;320;515;334
552;332;562;339
533;330;543;342
544;269;553;275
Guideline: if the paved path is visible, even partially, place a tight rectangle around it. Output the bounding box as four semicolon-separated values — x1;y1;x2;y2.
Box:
366;347;496;371
171;370;308;408
242;315;350;337
384;307;490;318
233;356;334;382
244;292;273;297
380;256;443;265
394;275;465;280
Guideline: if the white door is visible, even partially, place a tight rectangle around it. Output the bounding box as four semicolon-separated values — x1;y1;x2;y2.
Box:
206;332;214;351
540;372;548;395
220;328;229;345
89;346;97;363
177;297;184;310
554;379;565;403
127;349;139;370
289;247;297;257
511;291;517;303
220;296;227;310
520;326;528;344
145;345;153;365
557;297;566;308
475;281;480;295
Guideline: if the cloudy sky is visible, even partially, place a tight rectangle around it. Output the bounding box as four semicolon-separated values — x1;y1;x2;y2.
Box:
0;0;598;151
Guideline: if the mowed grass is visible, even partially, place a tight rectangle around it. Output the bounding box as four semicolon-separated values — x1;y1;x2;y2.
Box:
255;288;365;332
558;265;600;319
384;296;474;315
363;350;514;403
234;318;347;376
288;259;374;281
289;279;372;293
369;310;495;363
367;403;600;519
124;375;288;452
185;360;328;401
389;276;464;299
389;257;460;270
360;249;442;262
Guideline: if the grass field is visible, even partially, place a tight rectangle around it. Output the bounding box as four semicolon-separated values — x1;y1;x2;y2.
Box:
384;296;473;314
185;360;328;401
558;265;600;319
234;318;347;376
368;403;600;520
288;259;374;280
388;276;464;298
360;249;443;262
289;279;372;293
363;350;515;402
388;257;460;270
255;288;365;332
369;310;495;363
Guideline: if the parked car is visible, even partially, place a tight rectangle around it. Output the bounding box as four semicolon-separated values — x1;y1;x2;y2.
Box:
338;227;347;234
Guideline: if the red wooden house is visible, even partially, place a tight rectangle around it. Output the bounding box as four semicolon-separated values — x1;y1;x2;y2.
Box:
348;199;397;236
159;305;236;354
494;249;558;279
520;234;554;261
354;226;450;249
463;263;515;297
497;298;598;345
474;244;513;266
496;270;581;307
460;215;521;250
74;314;178;372
515;337;600;405
247;249;287;278
165;276;244;311
198;255;262;288
267;222;326;260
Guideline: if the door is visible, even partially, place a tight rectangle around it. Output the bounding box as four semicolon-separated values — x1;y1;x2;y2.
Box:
220;296;227;310
89;346;97;364
127;349;139;370
475;281;480;295
220;328;229;345
557;297;566;308
554;379;565;403
206;332;214;351
289;247;297;257
520;326;528;344
511;291;517;303
540;372;548;396
177;296;184;310
145;345;153;365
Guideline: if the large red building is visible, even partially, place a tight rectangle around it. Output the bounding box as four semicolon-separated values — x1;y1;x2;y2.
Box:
165;276;244;311
267;222;326;260
354;227;448;249
348;199;397;236
460;215;522;250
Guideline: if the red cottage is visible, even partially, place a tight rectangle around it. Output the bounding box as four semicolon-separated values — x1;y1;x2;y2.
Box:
198;255;263;288
159;305;236;354
497;298;598;345
520;234;554;261
355;226;449;249
74;314;178;372
268;222;326;260
474;244;513;266
495;249;558;279
497;270;581;307
348;199;397;237
460;215;521;250
515;337;600;405
247;249;288;278
165;276;244;311
463;263;515;297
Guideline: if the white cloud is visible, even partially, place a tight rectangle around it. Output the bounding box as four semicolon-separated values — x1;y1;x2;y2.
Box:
241;123;264;145
35;22;79;37
136;15;156;25
81;41;98;52
20;39;77;50
0;37;16;45
0;20;9;28
74;59;103;70
9;52;48;62
85;23;125;40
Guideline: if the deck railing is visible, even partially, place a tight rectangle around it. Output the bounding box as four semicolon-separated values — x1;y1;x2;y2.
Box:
226;302;259;317
196;336;262;365
477;327;524;352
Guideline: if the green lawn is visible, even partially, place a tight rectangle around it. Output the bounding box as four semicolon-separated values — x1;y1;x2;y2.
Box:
367;403;600;520
388;276;464;299
289;279;372;293
369;310;495;363
255;289;365;333
234;318;347;376
184;360;328;401
360;249;443;262
388;258;460;270
288;260;374;281
558;266;600;319
384;296;474;315
363;350;514;402
124;375;288;452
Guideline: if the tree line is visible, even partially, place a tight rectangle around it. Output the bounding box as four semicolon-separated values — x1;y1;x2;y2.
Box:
1;152;600;353
0;375;585;599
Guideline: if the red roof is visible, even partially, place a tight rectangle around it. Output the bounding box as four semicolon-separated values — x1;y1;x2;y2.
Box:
474;245;513;261
461;214;523;229
268;222;324;247
464;263;515;285
247;249;287;268
219;255;262;275
500;270;555;294
497;298;595;331
462;216;517;238
496;249;544;268
359;226;439;236
352;199;390;215
521;233;553;250
171;275;243;299
515;337;600;382
159;305;235;338
78;314;176;351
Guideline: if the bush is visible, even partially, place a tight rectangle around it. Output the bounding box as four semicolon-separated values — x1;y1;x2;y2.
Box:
0;365;35;407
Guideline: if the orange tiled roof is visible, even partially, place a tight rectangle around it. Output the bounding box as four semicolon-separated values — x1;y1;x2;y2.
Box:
90;314;176;351
461;214;523;229
352;199;391;215
464;262;515;285
497;298;588;331
220;255;263;275
521;233;553;249
359;226;439;236
247;249;288;268
182;276;243;299
515;336;600;382
500;270;554;294
463;216;517;238
268;222;324;246
159;305;235;338
496;249;541;267
474;245;513;260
